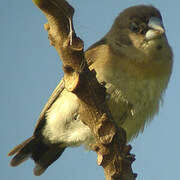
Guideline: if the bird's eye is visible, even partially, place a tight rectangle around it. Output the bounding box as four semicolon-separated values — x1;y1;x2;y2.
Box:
139;23;147;34
130;23;139;33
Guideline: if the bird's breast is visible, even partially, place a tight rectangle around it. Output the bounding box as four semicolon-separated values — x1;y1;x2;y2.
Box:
102;70;170;141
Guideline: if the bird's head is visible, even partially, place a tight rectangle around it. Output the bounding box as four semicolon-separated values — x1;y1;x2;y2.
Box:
106;5;172;64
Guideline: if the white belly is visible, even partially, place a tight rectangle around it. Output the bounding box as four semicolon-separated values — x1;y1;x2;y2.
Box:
42;89;92;147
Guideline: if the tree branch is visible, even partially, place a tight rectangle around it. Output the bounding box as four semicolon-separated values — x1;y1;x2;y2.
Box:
32;0;136;179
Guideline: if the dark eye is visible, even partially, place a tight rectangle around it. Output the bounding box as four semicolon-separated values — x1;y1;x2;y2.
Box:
139;23;147;34
130;23;139;33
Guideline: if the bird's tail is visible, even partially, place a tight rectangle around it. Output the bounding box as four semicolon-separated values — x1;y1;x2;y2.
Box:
8;136;65;176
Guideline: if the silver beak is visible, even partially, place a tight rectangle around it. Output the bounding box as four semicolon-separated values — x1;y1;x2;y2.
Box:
145;17;165;40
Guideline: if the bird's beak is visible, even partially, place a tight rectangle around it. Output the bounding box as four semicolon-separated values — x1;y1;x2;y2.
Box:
145;17;165;40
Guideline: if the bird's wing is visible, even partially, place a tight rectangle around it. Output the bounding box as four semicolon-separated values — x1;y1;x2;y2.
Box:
33;40;107;135
33;79;65;135
85;38;107;66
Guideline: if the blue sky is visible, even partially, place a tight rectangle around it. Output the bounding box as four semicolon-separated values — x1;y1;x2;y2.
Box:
1;0;180;180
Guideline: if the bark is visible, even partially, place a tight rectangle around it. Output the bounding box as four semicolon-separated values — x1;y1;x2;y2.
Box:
32;0;136;179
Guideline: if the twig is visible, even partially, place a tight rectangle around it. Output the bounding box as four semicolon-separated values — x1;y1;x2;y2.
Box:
32;0;136;179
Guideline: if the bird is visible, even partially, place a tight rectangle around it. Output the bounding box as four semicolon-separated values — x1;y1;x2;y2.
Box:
8;5;173;176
